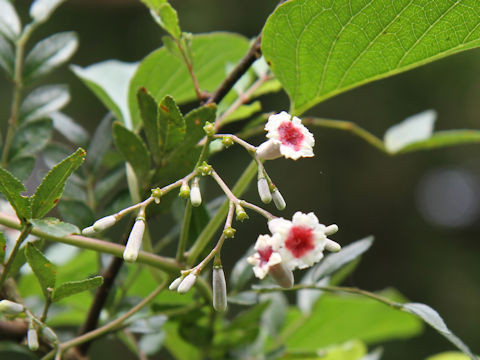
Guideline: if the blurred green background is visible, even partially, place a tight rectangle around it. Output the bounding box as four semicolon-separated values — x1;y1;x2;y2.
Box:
1;0;479;359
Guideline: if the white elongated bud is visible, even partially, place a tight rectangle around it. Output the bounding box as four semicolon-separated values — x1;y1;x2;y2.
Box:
257;177;272;204
212;267;227;312
325;224;339;236
325;239;341;252
256;139;282;160
0;300;24;315
169;276;184;291
42;326;58;343
123;218;145;263
27;328;39;351
177;273;197;294
92;215;117;232
269;263;294;288
81;226;96;236
190;178;202;207
272;188;286;210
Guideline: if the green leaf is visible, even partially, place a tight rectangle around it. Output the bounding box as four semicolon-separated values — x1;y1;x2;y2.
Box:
25;242;56;298
150;2;181;39
282;290;423;350
398;130;480;154
402;303;476;358
93;165;125;201
30;218;80;237
140;0;167;9
23;31;78;85
129;32;249;129
52;276;103;302
0;167;31;219
0;34;14;77
8;156;35;181
29;0;65;24
10;118;53;160
31;148;86;218
19;85;70;123
0;0;21;41
57;199;94;229
112;122;151;182
86;113;114;171
71;60;138;129
137;87;161;163
0;231;6;265
426;352;473;360
384;110;436;153
262;0;480;115
158;95;184;154
51;112;89;146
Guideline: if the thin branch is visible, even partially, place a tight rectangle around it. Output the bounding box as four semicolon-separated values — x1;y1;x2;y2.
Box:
0;224;32;288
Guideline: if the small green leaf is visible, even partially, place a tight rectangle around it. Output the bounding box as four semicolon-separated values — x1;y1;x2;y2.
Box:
19;85;70;123
10;118;53;160
86;113;113;171
23;31;78;85
30;218;80;237
25;242;56;298
137;87;161;163
51;112;89;146
0;167;31;219
8;156;35;181
150;2;181;39
0;0;21;41
29;0;65;24
384;110;436;153
0;34;14;77
72;60;138;128
52;276;103;302
31;148;86;218
113;122;151;181
57;199;94;229
262;0;480;115
402;303;476;358
158;95;184;154
0;231;6;264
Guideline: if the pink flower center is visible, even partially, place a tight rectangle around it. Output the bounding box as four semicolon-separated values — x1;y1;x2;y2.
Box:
278;121;304;151
285;225;314;258
258;246;273;266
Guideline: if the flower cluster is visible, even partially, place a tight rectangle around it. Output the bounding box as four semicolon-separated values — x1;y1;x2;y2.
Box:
248;212;339;287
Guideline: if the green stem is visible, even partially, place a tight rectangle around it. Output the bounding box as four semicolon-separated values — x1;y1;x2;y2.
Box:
0;212;179;274
0;224;32;288
40;294;52;323
41;280;169;360
176;201;192;263
186;160;257;265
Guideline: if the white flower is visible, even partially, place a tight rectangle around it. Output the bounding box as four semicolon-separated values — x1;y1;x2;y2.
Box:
268;212;331;270
247;234;283;279
256;111;314;160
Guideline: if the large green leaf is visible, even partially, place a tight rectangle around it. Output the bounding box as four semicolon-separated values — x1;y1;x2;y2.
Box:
25;242;56;298
129;32;249;128
31;148;86;218
262;0;480;115
0;167;31;219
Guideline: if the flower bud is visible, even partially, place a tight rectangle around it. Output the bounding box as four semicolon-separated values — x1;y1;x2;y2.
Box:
81;226;96;236
269;263;294;288
179;182;190;199
92;215;117;232
177;273;197;294
256;139;281;160
42;326;58;343
151;188;163;204
212;267;227;312
223;227;236;239
198;161;212;176
222;136;234;148
203;121;215;137
0;300;24;315
325;224;339;236
168;276;183;291
325;239;341;252
190;179;202;207
257;177;272;204
235;204;248;222
123;218;146;263
272;188;286;210
27;328;39;351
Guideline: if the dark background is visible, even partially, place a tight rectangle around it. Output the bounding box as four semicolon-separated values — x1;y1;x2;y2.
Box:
1;0;479;359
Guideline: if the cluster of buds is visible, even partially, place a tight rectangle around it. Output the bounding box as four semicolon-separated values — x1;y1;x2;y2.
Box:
169;271;198;294
247;212;340;288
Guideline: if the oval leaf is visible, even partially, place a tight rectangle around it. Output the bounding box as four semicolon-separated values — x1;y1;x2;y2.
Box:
262;0;480;115
52;276;103;302
25;242;56;298
31;148;86;219
0;167;31;219
30;0;65;24
0;0;21;41
0;34;14;77
23;31;78;85
51;112;89;146
10;118;53;161
19;85;70;123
